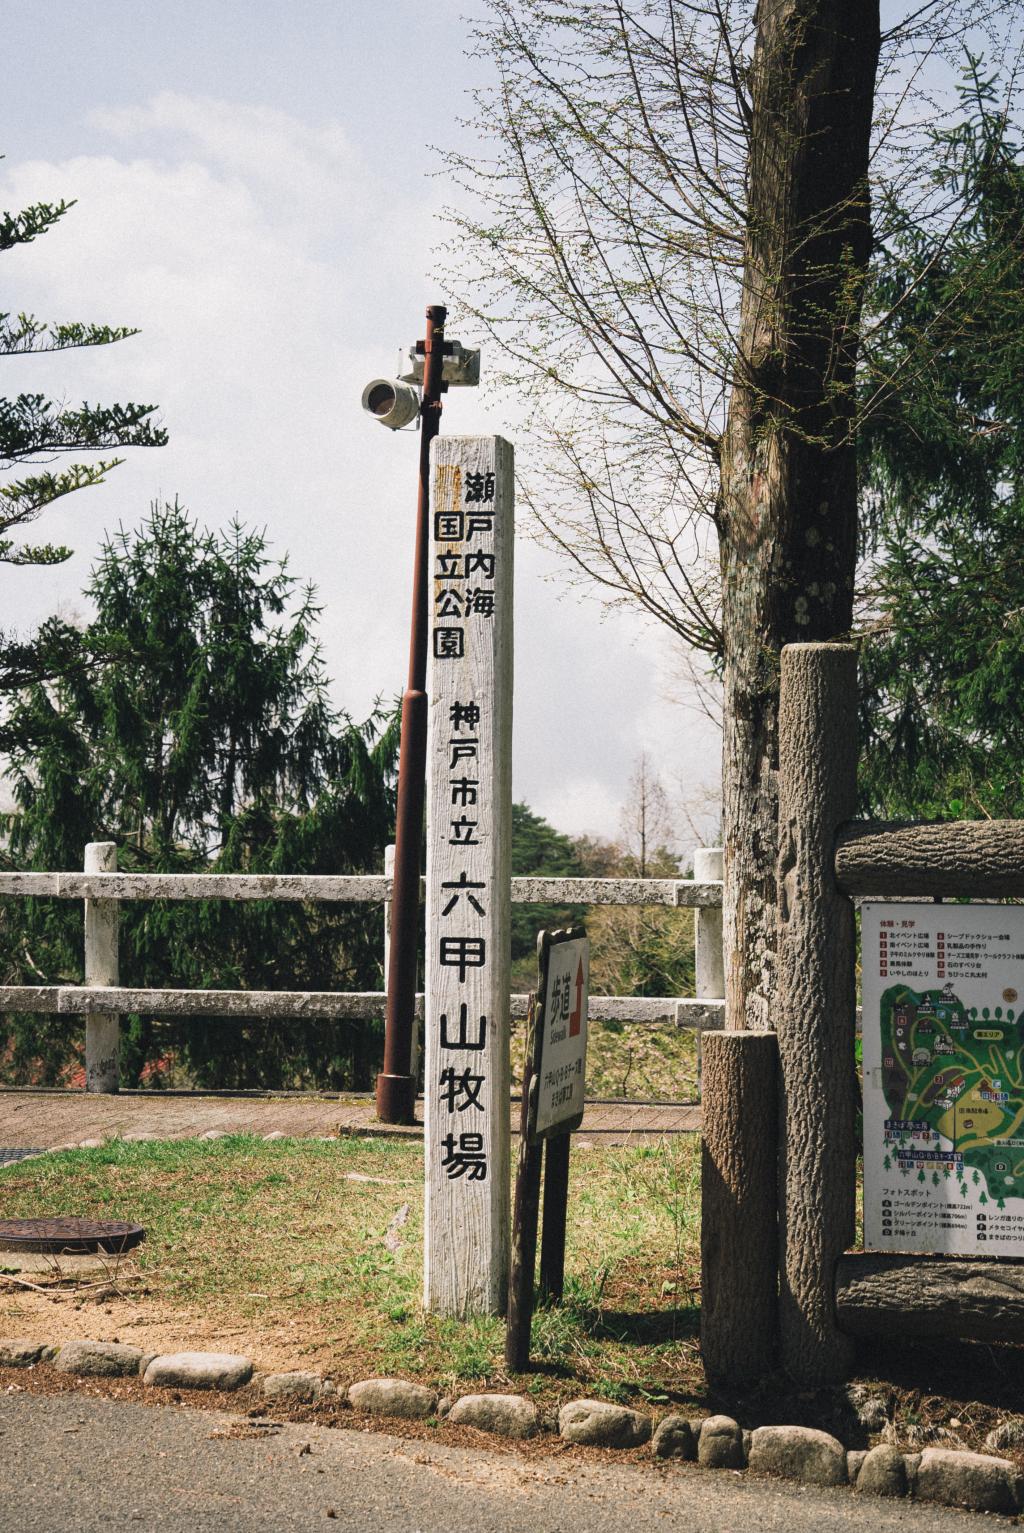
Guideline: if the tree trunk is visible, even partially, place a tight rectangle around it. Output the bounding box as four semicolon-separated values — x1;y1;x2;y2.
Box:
719;0;880;1029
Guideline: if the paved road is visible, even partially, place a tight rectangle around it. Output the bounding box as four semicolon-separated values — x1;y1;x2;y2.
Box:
0;1391;993;1533
0;1089;700;1153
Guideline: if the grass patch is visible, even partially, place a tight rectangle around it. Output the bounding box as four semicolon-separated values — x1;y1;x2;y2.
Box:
0;1133;704;1410
511;1018;698;1101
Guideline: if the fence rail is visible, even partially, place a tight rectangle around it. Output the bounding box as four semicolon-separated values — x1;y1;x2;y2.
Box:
0;842;726;1092
0;984;723;1028
0;871;722;907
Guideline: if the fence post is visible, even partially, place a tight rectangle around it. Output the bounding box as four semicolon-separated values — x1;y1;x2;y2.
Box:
776;642;858;1384
693;846;724;1095
84;841;119;1093
701;1030;778;1382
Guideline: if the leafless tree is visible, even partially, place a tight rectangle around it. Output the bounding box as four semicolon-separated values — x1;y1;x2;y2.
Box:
445;0;1021;1027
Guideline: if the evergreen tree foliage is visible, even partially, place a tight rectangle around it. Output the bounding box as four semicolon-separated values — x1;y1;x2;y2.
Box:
0;502;397;1089
1;187;166;568
1;182;166;702
509;802;586;976
859;76;1024;819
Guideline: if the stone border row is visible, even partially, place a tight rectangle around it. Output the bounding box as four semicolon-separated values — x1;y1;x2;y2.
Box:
3;1340;1022;1517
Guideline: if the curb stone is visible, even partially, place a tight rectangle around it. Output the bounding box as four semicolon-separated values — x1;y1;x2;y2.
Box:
448;1394;539;1439
263;1370;324;1403
748;1425;847;1487
698;1415;744;1469
856;1444;906;1498
652;1415;697;1460
6;1333;1024;1516
55;1340;145;1378
913;1448;1023;1515
144;1351;253;1391
348;1378;437;1419
0;1340;55;1367
559;1399;652;1448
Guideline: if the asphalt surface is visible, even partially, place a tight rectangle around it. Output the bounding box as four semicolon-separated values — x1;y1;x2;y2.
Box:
0;1391;999;1533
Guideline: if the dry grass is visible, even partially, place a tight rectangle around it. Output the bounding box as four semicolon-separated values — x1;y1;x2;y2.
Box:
0;1133;704;1411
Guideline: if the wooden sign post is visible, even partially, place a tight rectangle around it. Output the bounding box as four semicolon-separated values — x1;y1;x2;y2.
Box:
506;927;590;1369
423;435;514;1317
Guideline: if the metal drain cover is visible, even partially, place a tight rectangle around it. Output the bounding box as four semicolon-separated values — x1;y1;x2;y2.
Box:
0;1217;146;1254
0;1148;45;1166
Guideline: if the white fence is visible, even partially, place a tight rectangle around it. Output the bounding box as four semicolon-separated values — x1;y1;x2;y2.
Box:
0;842;725;1092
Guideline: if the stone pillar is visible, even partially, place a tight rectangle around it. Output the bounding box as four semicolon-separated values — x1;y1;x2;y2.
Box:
84;841;119;1093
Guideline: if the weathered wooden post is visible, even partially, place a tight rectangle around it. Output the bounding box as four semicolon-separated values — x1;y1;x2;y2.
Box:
694;847;724;998
776;642;858;1383
84;841;119;1093
693;846;724;1094
423;435;513;1316
701;1030;778;1382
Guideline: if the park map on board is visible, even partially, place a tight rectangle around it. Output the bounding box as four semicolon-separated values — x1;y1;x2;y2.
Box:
863;904;1024;1256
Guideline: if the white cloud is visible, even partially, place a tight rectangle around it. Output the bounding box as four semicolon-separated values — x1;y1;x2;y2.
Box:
1;92;720;845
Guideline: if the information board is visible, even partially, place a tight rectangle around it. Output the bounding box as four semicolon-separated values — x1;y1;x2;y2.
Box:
529;928;589;1141
862;902;1024;1256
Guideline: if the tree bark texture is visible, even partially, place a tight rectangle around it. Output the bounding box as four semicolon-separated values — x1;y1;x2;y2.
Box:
836;820;1024;898
701;1031;779;1384
776;644;858;1384
836;1254;1024;1344
719;0;881;1031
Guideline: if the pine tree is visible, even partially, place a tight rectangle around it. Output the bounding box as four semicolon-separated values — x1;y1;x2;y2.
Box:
0;183;166;711
1;502;397;1088
859;80;1024;818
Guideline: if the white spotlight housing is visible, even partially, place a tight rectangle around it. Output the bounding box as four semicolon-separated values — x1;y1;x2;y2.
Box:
361;377;421;430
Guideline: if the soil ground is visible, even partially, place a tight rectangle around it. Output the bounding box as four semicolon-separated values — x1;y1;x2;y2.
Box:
0;1087;700;1153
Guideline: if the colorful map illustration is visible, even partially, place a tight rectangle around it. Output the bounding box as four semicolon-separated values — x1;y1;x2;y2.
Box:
879;982;1024;1208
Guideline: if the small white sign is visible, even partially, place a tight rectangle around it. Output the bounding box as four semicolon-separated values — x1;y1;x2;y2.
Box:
534;935;589;1138
863;902;1024;1257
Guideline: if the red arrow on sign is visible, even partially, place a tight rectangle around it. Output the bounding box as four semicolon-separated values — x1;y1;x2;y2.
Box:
569;957;584;1037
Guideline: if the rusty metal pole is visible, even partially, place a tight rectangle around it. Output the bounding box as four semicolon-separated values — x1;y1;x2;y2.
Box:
376;304;448;1124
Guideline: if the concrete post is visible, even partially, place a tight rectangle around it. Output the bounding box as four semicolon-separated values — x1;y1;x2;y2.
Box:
693;847;724;1097
84;841;119;1093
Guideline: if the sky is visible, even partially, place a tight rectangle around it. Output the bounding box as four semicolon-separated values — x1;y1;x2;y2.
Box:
0;0;721;853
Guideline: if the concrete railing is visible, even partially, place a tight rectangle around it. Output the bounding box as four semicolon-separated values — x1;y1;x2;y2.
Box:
0;841;725;1092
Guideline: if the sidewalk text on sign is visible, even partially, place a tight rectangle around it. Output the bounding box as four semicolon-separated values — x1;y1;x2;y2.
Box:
862;902;1024;1256
529;928;590;1141
424;435;513;1317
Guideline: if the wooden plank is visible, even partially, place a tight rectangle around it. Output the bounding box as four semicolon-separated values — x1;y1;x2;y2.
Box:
836;1252;1024;1343
836;820;1024;898
424;435;513;1317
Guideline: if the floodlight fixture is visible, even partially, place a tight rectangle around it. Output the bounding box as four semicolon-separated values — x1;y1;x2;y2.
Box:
360;377;422;431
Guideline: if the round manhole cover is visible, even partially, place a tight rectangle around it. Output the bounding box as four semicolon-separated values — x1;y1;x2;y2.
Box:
0;1217;146;1255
